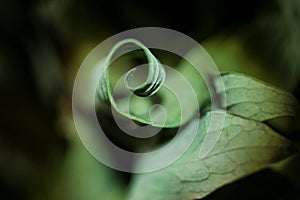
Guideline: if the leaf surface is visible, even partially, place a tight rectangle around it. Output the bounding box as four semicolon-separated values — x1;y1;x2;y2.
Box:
128;111;297;200
223;73;299;121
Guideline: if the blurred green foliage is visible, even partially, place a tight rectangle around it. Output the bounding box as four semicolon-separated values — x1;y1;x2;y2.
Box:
0;0;299;199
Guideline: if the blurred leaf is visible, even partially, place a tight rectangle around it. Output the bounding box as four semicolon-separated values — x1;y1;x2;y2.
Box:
202;36;283;87
127;111;297;200
175;58;210;109
47;131;125;200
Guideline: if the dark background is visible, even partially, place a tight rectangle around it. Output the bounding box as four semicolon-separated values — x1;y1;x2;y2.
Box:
0;0;299;199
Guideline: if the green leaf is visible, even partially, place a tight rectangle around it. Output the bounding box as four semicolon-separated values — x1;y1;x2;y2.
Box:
127;111;297;200
174;54;211;109
223;73;299;121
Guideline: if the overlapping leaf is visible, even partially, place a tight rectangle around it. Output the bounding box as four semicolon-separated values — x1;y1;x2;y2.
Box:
127;111;297;200
223;73;299;121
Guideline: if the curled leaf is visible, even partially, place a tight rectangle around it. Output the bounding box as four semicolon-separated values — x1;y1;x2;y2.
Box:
97;39;202;127
98;38;166;101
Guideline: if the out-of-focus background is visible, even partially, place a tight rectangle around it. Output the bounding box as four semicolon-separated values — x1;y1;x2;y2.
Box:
0;0;300;199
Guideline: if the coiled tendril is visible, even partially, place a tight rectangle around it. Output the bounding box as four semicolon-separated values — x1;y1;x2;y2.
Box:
98;39;166;102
